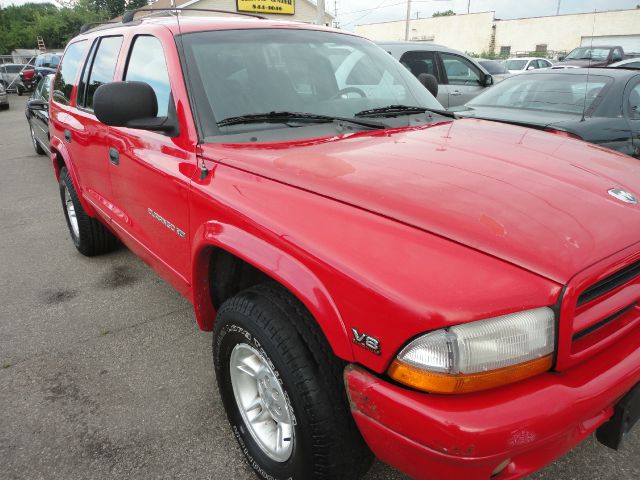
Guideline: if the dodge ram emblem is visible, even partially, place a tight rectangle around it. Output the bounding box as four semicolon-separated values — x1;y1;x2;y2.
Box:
608;188;638;204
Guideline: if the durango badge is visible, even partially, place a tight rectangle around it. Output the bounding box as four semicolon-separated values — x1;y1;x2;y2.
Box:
352;328;381;355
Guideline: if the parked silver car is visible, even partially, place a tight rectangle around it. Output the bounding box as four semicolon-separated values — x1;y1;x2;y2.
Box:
0;63;27;94
378;42;494;108
0;83;8;110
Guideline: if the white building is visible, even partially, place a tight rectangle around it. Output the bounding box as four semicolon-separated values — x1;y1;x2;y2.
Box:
354;8;640;56
145;0;333;25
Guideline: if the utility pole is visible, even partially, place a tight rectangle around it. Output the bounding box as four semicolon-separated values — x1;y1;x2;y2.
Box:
316;0;326;25
467;0;471;14
556;0;561;15
404;0;412;40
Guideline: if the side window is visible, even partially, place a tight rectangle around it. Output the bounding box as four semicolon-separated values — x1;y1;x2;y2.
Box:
77;39;98;109
41;76;52;100
125;36;171;117
612;49;624;63
440;53;482;86
53;41;88;105
84;36;123;110
400;51;439;82
629;83;640;120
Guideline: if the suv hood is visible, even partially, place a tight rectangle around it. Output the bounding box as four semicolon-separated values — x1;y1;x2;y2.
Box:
202;119;640;283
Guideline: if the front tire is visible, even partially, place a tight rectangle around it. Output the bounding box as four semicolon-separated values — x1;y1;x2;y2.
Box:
59;166;118;256
213;284;373;480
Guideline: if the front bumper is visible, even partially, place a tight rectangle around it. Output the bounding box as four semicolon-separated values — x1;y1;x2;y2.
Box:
345;323;640;480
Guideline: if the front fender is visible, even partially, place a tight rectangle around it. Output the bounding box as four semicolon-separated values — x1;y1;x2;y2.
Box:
191;220;354;361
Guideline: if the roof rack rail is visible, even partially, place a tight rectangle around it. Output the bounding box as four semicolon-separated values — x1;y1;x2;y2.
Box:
122;7;266;24
79;21;119;34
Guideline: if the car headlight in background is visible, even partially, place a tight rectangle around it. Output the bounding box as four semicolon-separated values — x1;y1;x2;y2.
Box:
388;307;555;394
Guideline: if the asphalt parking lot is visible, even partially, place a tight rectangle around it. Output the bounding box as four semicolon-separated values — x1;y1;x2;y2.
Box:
1;94;639;480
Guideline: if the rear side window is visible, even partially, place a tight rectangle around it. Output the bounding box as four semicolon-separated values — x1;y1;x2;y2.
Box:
400;51;439;82
53;41;88;105
125;36;171;117
84;36;123;110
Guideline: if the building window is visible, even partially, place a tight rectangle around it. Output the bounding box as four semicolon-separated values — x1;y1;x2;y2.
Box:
500;46;511;57
535;44;548;53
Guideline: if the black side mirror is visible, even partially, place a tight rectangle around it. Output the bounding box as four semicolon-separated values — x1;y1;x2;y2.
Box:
484;74;494;86
94;81;174;133
417;73;439;98
27;99;47;110
558;55;566;61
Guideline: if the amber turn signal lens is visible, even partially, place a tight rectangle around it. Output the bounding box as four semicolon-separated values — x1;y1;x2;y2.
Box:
388;354;553;394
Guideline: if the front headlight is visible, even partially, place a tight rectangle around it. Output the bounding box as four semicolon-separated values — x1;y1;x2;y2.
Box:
388;307;555;394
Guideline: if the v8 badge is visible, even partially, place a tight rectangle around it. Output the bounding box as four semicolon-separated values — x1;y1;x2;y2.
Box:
352;328;381;355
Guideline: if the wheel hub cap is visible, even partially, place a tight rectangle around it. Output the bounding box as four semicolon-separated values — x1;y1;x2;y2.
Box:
230;343;294;462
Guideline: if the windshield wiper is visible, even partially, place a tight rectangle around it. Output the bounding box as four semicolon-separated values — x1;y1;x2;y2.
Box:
217;111;386;129
355;104;456;119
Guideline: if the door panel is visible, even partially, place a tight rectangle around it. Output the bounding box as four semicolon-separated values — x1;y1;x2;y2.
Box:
439;52;484;107
70;36;124;217
108;35;192;279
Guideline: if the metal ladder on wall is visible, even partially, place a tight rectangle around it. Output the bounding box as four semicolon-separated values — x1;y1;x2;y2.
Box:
37;36;46;53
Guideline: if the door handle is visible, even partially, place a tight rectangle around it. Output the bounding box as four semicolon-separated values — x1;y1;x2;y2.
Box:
109;147;120;166
450;90;463;96
64;129;71;143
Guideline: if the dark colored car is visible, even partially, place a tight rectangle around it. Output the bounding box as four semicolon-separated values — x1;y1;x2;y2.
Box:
25;74;52;155
454;69;640;158
34;53;61;81
555;46;625;68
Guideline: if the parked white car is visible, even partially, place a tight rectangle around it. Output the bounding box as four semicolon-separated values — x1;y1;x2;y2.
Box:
503;57;553;74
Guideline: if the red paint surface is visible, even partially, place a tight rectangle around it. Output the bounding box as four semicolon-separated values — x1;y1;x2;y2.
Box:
48;17;640;480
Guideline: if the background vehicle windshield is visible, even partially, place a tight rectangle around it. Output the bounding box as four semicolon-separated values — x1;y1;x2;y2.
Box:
565;47;610;61
479;60;508;74
467;73;611;114
182;29;442;138
505;59;528;70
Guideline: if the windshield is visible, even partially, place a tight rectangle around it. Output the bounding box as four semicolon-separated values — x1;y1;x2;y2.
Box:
505;59;528;70
467;73;611;114
479;60;508;74
565;47;610;61
181;29;443;139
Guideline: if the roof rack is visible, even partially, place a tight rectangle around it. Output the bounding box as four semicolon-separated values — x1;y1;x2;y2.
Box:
121;7;266;24
79;21;119;34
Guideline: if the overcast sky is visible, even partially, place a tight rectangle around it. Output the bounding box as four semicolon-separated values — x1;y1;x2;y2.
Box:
3;0;640;26
335;0;640;29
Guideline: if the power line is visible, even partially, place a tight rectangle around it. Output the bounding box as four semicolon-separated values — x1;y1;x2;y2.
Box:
339;0;453;21
340;0;399;26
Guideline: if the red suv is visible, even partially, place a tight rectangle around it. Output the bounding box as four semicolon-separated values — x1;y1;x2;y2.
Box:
48;10;640;480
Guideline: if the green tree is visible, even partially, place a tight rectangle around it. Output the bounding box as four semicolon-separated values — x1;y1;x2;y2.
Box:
432;10;456;17
0;3;100;54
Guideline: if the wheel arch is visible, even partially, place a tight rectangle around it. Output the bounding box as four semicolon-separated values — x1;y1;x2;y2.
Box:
50;137;96;217
191;220;354;362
